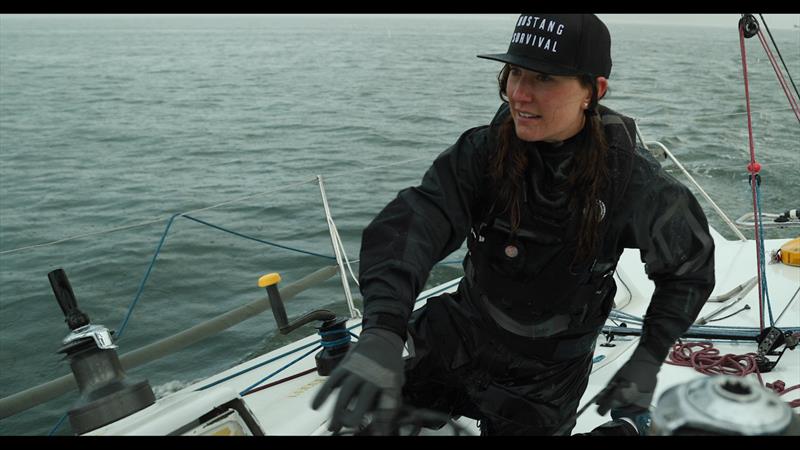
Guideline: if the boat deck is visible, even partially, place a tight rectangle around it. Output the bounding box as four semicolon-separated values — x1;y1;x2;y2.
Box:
87;228;799;435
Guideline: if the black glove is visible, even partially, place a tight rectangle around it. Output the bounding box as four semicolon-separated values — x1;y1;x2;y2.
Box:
311;328;405;433
595;346;661;416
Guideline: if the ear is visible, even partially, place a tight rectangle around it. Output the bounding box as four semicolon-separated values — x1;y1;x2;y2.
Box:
595;76;609;100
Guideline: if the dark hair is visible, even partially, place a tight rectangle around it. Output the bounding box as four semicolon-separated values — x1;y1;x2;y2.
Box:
490;64;609;263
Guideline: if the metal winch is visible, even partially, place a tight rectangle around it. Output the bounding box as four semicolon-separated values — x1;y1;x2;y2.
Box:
49;268;155;435
650;375;799;435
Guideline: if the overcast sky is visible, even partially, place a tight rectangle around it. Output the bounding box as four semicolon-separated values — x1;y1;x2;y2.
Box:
1;14;798;31
597;14;799;30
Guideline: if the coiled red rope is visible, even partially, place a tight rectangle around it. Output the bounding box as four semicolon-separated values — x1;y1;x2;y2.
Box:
666;341;800;408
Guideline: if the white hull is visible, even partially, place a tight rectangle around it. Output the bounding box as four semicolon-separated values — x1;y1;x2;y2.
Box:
86;226;799;436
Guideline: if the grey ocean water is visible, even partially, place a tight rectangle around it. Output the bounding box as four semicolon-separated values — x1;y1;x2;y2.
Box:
0;14;798;435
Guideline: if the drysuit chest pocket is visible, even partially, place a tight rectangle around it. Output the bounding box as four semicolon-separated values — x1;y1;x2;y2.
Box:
472;217;590;284
468;216;617;320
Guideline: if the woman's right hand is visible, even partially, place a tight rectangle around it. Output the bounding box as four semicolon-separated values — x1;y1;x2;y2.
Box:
311;328;406;433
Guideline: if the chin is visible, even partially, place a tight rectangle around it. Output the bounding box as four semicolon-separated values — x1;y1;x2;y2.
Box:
513;127;542;142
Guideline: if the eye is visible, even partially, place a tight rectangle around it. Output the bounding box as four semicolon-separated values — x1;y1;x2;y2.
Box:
509;66;522;76
536;73;553;82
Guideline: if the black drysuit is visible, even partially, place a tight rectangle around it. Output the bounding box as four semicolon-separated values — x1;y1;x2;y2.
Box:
357;104;715;434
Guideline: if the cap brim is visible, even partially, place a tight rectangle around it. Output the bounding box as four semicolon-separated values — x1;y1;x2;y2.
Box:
477;53;579;77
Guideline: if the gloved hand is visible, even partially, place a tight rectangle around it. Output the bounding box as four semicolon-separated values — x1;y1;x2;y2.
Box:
610;405;652;436
595;346;661;416
311;328;406;433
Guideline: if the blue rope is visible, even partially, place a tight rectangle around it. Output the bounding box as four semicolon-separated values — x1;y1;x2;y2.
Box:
236;322;367;396
117;213;342;340
754;183;775;326
182;215;338;261
119;212;467;336
46;200;466;432
319;327;352;348
196;323;362;392
47;412;68;436
117;213;183;340
197;324;360;391
239;345;322;396
78;207;465;429
118;213;465;341
195;339;322;392
49;213;183;431
320;336;352;348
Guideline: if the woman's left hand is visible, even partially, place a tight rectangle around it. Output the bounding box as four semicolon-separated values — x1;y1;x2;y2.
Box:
595;346;661;415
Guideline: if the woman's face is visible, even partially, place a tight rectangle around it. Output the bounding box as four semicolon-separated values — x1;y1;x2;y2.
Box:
505;65;593;143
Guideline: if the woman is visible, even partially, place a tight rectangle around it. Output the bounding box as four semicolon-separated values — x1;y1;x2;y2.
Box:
312;13;715;436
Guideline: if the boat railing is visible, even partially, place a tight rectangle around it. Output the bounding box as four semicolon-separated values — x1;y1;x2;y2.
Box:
0;264;340;420
1;127;782;427
634;121;749;242
0;173;367;421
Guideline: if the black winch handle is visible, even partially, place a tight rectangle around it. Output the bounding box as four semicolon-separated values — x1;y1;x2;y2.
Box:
48;268;90;330
258;272;337;335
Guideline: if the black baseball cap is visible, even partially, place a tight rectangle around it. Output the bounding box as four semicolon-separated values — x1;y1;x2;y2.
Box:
478;14;612;78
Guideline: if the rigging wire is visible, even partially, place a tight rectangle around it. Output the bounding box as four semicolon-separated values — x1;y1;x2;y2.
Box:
759;14;800;103
635;107;797;124
738;16;768;331
775;285;800;324
0;177;319;256
754;183;775;326
0;155;434;256
753;15;800;124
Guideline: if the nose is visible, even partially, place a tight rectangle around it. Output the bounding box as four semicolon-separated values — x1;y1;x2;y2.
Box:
508;73;534;103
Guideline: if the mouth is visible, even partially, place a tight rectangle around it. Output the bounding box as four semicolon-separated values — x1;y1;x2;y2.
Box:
516;111;542;120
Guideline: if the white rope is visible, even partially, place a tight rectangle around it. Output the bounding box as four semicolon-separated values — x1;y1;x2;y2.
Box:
635;107;794;122
0;216;169;255
613;270;632;311
644;140;749;242
327;216;361;288
181;177;319;215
